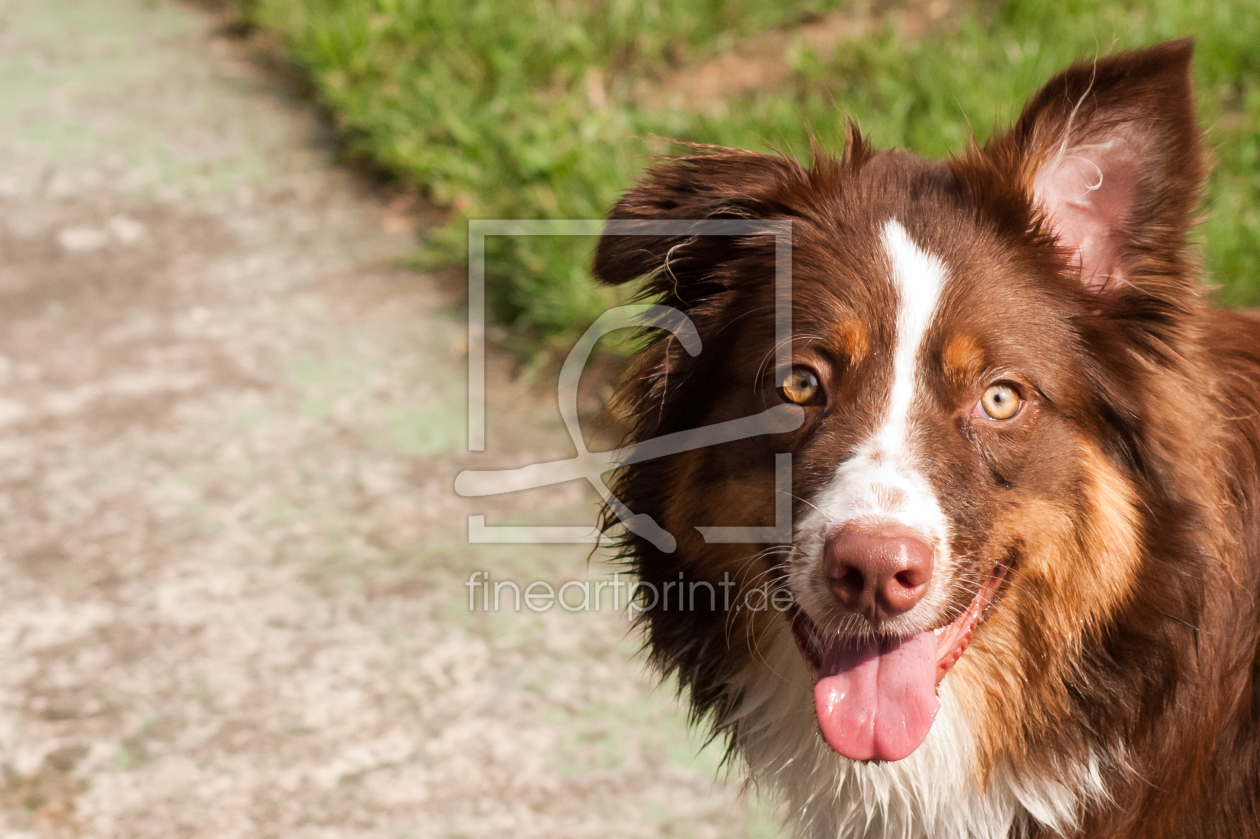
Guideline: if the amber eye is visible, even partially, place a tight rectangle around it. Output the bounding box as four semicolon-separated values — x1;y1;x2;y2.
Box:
780;367;821;405
977;383;1021;420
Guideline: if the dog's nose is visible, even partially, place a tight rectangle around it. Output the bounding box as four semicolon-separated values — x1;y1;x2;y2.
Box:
824;526;933;622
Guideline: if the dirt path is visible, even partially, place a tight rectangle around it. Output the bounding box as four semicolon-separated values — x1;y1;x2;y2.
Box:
0;1;773;836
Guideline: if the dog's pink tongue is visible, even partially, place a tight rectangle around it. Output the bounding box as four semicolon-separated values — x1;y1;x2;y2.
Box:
813;632;939;761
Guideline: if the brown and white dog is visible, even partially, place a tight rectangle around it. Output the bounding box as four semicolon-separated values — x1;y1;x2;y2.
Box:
592;40;1260;838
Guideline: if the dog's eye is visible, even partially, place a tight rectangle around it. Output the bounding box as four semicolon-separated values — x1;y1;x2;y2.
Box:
975;383;1021;420
780;367;822;406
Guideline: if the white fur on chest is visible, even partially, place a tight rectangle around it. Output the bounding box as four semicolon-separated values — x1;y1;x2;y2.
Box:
721;625;1103;839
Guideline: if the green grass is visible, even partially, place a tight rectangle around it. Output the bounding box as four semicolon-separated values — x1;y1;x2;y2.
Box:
242;0;1260;349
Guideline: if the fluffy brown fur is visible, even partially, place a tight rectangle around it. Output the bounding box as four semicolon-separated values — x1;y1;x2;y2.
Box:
594;40;1260;838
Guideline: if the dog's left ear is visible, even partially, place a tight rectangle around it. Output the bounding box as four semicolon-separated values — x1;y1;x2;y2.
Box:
592;149;809;311
955;39;1205;295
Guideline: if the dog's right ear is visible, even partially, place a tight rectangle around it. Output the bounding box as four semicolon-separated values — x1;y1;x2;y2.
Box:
955;39;1205;299
592;149;809;309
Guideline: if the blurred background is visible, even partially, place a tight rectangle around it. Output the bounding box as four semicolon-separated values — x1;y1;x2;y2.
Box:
0;0;1255;836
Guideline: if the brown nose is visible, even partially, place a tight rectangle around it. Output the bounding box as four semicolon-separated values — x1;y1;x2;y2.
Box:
824;526;933;623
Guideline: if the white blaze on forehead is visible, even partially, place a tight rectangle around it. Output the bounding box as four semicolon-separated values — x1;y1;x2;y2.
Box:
790;218;953;634
877;219;948;451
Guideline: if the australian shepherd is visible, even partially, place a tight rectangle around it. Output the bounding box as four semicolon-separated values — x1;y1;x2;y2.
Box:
591;40;1260;838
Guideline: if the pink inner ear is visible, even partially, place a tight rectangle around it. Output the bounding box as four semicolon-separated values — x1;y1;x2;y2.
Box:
1034;143;1139;292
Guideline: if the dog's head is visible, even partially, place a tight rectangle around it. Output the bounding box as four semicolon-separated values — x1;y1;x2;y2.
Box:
595;40;1210;769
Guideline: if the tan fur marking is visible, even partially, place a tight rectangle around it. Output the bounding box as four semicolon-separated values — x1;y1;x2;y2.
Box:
835;319;870;364
950;441;1142;787
943;333;986;387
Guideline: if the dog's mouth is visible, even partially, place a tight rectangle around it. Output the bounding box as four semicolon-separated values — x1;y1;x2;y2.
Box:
788;564;1007;762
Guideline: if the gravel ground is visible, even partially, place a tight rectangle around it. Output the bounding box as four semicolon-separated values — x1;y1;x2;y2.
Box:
0;1;775;836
